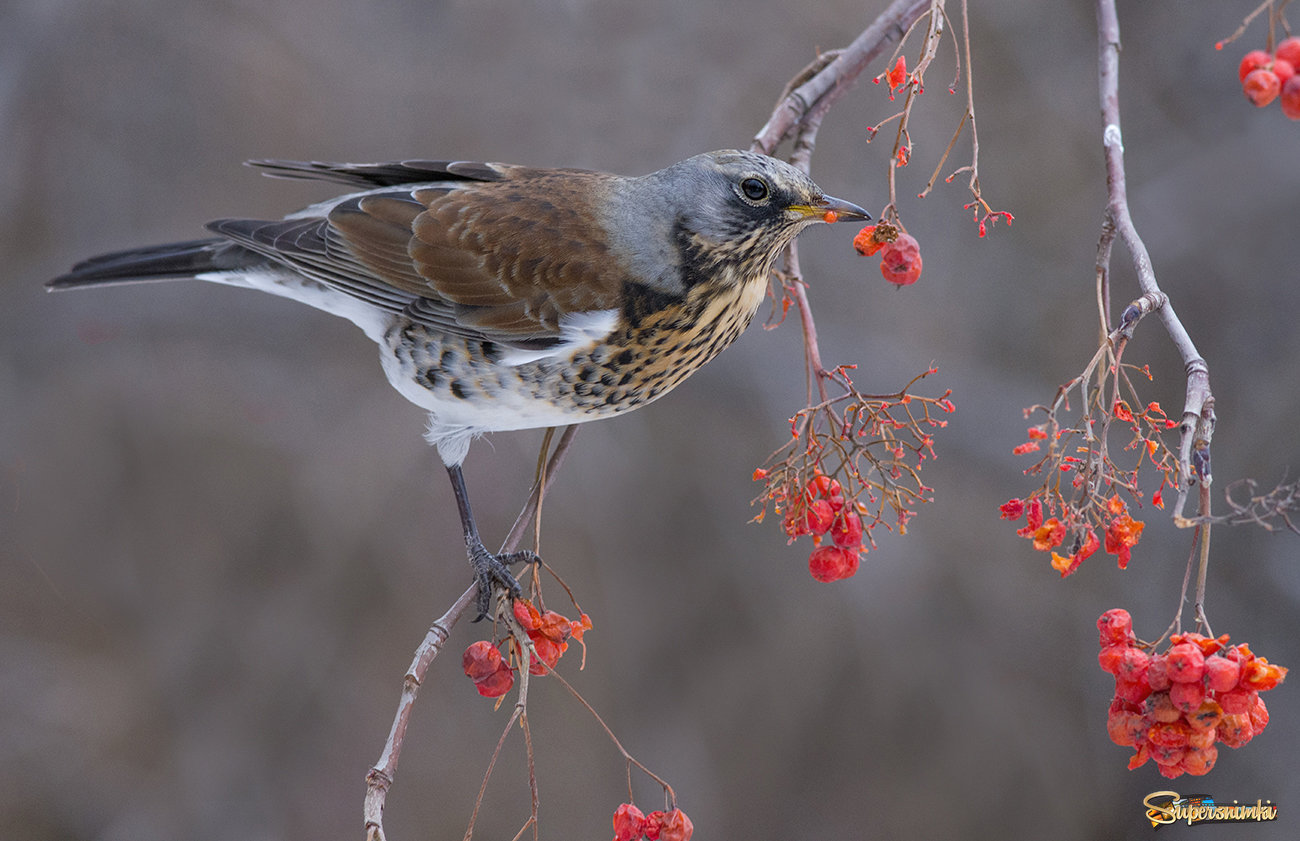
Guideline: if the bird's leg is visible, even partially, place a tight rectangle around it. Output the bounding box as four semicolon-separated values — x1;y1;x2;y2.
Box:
445;463;538;620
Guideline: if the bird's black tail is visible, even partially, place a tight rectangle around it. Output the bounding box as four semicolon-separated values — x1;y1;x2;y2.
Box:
47;238;265;291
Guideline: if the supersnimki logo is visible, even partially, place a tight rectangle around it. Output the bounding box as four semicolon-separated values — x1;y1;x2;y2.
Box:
1143;791;1278;828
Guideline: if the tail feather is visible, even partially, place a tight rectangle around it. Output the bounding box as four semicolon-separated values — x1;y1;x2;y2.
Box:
47;238;266;290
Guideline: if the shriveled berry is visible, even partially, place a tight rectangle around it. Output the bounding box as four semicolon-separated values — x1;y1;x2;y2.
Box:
1148;720;1192;748
1239;657;1288;691
1239;49;1273;81
1281;75;1300;120
1243;68;1281;107
808;545;860;582
474;665;514;698
658;808;694;841
1217;713;1254;748
1097;608;1134;646
612;803;646;841
879;233;922;286
853;225;886;256
1249;694;1270;733
463;640;503;682
529;636;564;675
643;810;665;841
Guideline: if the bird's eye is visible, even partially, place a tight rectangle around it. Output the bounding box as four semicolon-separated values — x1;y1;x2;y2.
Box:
740;177;769;201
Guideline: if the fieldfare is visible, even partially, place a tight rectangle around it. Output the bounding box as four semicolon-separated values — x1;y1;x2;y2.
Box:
49;150;869;616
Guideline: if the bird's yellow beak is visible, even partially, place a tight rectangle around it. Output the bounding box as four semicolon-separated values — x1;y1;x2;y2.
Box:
790;195;872;223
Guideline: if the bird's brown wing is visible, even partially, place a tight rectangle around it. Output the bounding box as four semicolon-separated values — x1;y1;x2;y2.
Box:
210;163;628;346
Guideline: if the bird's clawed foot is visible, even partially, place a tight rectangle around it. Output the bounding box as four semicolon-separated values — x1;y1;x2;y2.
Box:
468;540;540;621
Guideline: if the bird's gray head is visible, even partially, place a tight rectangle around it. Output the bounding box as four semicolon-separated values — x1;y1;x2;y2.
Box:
605;150;869;292
665;150;868;248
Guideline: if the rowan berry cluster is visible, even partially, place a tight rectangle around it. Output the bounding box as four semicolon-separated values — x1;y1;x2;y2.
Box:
853;223;923;287
461;599;592;698
1099;609;1288;779
754;469;866;582
1237;38;1300;118
612;803;693;841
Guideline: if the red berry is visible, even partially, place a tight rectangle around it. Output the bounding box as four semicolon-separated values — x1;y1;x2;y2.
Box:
1098;644;1127;675
1146;654;1171;691
879;233;922;286
853;225;885;256
1274;58;1296;85
804;499;836;535
1239;49;1272;81
829;511;864;549
473;665;514;698
1203;655;1240;693
808;545;860;582
1276;36;1300;69
1218;688;1257;715
1166;643;1205;683
1097;609;1134;646
528;636;564;675
1243;68;1281;107
1115;676;1152;705
612;803;646;841
643;810;665;841
1169;679;1205;713
1115;647;1150;684
462;640;503;682
1282;75;1300;120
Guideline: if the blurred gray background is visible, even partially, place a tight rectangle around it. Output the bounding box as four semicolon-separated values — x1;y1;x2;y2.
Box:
4;1;1299;839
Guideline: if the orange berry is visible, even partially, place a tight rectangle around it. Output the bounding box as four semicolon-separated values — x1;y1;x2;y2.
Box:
658;808;694;841
853;224;885;256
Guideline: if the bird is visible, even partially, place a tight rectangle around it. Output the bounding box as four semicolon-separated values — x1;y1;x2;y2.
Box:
48;149;869;617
